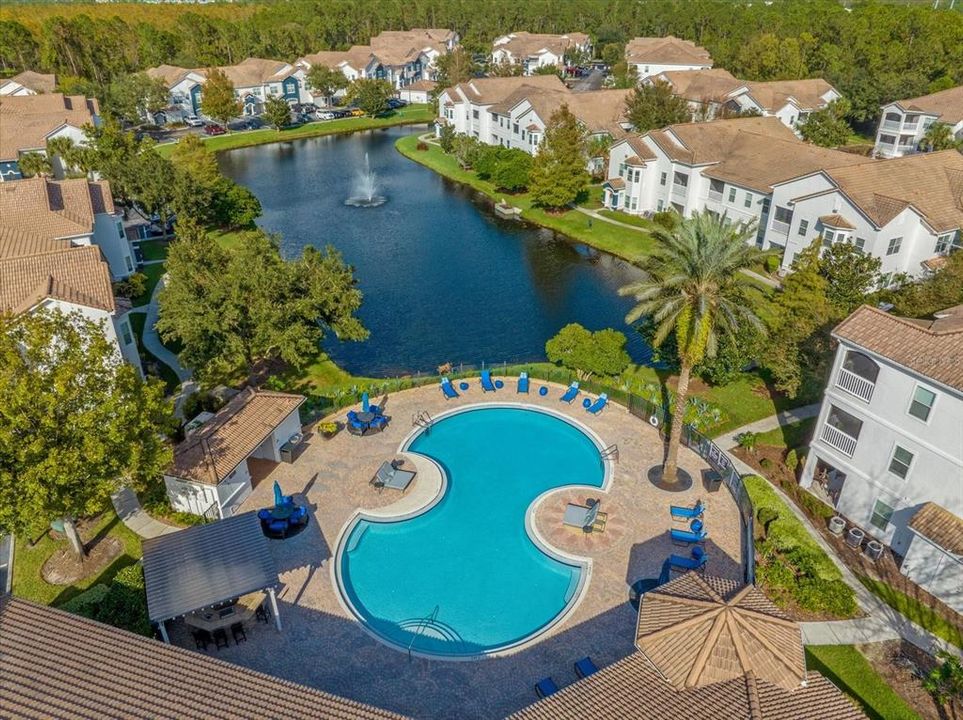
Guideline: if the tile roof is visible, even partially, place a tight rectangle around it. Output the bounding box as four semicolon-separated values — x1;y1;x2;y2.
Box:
144;64;197;88
0;595;407;720
819;213;856;229
370;28;455;64
217;57;296;88
833;304;963;393
655;68;745;102
1;70;57;94
447;74;567;105
403;79;437;91
636;573;806;691
0;244;115;315
169;387;305;484
821;150;963;232
910;502;963;554
0;226;73;259
894;84;963;125
745;78;837;112
625;36;713;66
0;93;98;159
493;32;590;60
565;89;633;136
0;176;113;242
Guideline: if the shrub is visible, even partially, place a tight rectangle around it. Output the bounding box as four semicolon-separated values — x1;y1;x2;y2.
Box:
652;210;678;231
416;140;429;151
760;457;773;469
756;507;779;535
765;254;781;273
438;123;456;153
785;449;799;473
113;272;148;300
737;431;758;453
61;564;151;635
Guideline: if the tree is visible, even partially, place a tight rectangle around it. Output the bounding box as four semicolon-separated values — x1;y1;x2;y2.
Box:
489;59;522;77
619;212;762;485
18;152;51;178
533;64;561;76
46;136;77;176
107;72;169;124
450;133;481;169
130;140;178;233
438;123;456;153
491;149;532;192
0;310;173;558
263;96;292;131
799;99;851;147
920;122;961;152
876;247;963;318
820;241;881;313
545;323;630;379
157;228;367;381
433;48;475;99
529;104;589;210
345;78;394;117
200;66;240;128
624;81;691;133
922;650;963;706
305;64;348;106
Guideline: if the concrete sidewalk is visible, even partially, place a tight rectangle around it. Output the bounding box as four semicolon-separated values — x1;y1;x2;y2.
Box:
720;404;821;449
111;487;180;539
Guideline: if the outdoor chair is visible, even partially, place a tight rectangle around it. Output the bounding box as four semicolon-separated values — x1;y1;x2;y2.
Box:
563;501;607;533
481;369;497;392
371;461;416;492
574;656;598;679
441;376;459;399
255;603;269;624
231;622;247;645
212;628;230;650
586;393;608;414
670;528;708;546
517;371;529;393
267;519;288;538
668;552;708;572
289;506;308;527
369;414;389;432
534;677;559;698
191;629;211;650
560;381;579;403
670;499;704;521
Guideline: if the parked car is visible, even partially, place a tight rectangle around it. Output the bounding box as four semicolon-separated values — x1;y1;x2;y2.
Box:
349;108;365;117
203;123;226;136
316;110;338;120
184;115;205;127
387;98;407;109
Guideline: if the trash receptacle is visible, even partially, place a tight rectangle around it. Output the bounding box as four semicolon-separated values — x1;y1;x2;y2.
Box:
279;442;294;464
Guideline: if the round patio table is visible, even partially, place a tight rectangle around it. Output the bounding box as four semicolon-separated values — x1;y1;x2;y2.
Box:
272;504;294;520
357;412;376;424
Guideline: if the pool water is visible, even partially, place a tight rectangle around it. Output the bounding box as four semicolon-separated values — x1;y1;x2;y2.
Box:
338;407;605;657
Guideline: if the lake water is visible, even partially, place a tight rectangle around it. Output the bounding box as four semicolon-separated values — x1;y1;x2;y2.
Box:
218;125;649;377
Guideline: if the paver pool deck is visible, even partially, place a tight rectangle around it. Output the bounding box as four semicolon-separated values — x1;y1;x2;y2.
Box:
167;380;744;719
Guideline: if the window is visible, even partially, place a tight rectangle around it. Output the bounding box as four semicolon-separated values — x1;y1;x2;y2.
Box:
709;179;724;195
744;192;752;208
472;109;479;119
513;123;519;134
908;386;936;421
854;237;866;251
521;130;526;140
886;237;902;255
773;206;793;224
870;499;895;531
822;229;835;248
120;321;133;346
728;187;736;203
125;256;133;273
657;199;664;212
936;232;960;255
673;172;688;187
798;219;809;236
659;172;667;186
888;446;913;479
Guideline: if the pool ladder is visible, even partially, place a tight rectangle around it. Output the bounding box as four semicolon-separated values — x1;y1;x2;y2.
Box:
412;410;433;432
601;444;619;463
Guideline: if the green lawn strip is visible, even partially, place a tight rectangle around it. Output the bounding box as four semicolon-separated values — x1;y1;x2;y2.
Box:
857;575;963;649
155;105;434;157
131;262;165;307
12;512;143;607
755;417;817;450
128;313;179;393
805;646;921;720
209;226;259;251
596;208;654;230
137;239;169;261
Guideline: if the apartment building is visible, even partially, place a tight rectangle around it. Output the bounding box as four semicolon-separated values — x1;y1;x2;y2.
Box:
874;84;963;158
624;36;712;81
490;32;592;74
800;304;963;610
0;70;57;96
0;92;100;181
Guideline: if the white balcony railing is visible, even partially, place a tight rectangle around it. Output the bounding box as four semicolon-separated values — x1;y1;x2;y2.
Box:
822;424;858;457
836;368;875;402
770;219;790;235
707;189;723;202
881;119;902;132
671;184;687;201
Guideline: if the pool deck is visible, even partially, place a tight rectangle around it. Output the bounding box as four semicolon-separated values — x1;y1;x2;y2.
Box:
167;379;744;719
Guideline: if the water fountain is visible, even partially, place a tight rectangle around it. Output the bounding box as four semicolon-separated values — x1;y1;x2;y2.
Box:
345;152;386;207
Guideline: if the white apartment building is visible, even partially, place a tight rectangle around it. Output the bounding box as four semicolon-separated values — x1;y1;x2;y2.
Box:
874;85;963;158
624;36;712;81
0;70;56;96
800;304;963;611
491;32;592;74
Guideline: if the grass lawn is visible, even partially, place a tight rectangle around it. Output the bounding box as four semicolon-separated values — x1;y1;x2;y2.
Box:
858;575;963;649
156;105;434;157
755;417;817;450
805;646;921;720
131;262;165;307
138;239;169;262
209;226;259;251
128;313;179;393
597;209;655;230
12;511;143;607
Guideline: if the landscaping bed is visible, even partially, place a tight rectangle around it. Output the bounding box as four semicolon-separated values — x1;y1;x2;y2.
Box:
858;640;961;720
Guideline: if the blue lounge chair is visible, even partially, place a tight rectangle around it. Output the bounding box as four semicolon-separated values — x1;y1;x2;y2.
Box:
369;414;389;431
481;369;496;392
670;499;704;520
586;393;608;414
440;377;459;399
670;528;708;545
534;677;559;698
560;381;579;403
346;410;369;435
574;656;598;678
669;553;708;571
517;372;529;393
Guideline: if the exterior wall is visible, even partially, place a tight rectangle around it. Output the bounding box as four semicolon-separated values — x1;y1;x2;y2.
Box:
874;103;937;158
399;87;430;104
216;461;253;517
630;61;712;81
92;213;136;280
112;313;142;374
900;535;963;612
800;341;963;555
164;475;220;516
250;409;301;462
0;81;37;96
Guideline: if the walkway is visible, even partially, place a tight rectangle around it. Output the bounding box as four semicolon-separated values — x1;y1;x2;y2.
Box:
129;275;192;384
719;403;821;450
111;487;180;539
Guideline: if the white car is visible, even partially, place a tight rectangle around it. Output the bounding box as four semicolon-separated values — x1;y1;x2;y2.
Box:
184;116;205;127
316;110;337;121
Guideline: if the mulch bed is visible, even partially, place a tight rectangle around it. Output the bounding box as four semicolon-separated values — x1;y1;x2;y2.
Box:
858;640;961;720
40;519;123;586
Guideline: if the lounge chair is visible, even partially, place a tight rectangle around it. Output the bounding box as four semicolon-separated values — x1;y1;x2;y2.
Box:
574;656;598;679
669;553;708;571
346;410;369;435
370;461;416;492
586;393;608;414
440;377;459;399
670;499;704;520
481;369;496;392
369;414;389;432
517;372;529;393
534;677;559;698
563;502;607;533
670;528;708;545
560;381;579;403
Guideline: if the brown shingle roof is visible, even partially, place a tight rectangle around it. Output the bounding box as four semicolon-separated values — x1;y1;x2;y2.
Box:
0;176;113;242
819;213;856;229
404;79;437;91
144;64;197;88
447;74;566;105
745;78;837;112
0;244;114;315
833;304;963;392
217;57;296;88
636;573;806;691
625;36;712;66
910;502;963;554
1;70;57;94
0;595;407;720
656;68;745;103
370;28;454;64
565;89;632;136
0;93;98;159
169;388;305;484
894;84;963;125
493;32;590;60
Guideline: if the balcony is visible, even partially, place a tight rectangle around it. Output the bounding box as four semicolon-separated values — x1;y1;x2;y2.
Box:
821;423;858;457
707;189;723;202
770;219;790;236
880;119;902;132
671;184;688;201
836;367;875;402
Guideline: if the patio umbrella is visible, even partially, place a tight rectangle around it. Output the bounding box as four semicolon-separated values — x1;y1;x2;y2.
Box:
361;391;369;412
273;480;283;507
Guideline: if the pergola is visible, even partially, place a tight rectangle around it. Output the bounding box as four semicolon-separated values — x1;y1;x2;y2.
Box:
142;511;282;643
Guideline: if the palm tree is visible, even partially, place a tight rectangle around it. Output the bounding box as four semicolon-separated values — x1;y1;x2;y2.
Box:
920;122;959;152
619;211;763;485
17;151;52;178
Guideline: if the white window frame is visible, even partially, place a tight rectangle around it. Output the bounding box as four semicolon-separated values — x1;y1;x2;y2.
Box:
887;444;914;480
886;236;902;256
869;498;895;531
907;385;937;423
797;219;808;236
728;187;736;203
744;192;752;208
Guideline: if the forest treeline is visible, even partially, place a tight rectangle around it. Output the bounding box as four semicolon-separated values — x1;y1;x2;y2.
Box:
1;0;962;124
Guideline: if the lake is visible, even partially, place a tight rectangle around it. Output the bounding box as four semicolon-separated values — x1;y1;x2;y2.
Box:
218;125;649;377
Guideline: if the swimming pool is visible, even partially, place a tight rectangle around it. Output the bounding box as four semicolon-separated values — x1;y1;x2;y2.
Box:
336;406;607;658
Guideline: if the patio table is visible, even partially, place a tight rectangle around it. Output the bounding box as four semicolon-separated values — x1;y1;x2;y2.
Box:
356;412;376;424
185;602;254;632
271;504;294;520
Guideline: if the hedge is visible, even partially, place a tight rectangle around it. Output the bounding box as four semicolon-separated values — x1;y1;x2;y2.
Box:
743;475;859;618
60;564;151;635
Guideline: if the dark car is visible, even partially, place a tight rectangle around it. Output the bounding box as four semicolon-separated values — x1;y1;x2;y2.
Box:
204;123;226;136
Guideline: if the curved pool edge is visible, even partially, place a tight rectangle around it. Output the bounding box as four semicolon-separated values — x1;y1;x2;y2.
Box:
331;402;614;661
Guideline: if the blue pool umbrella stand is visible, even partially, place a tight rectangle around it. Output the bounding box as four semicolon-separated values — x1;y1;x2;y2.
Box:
361;392;369;413
273;480;283;507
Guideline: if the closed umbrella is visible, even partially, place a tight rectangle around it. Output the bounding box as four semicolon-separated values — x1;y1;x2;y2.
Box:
273;480;283;507
361;391;369;413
